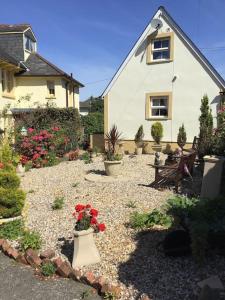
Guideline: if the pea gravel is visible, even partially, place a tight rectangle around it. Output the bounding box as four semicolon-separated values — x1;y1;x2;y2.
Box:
21;155;225;300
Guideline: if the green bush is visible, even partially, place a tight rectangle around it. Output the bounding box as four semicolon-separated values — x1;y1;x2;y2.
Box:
151;122;163;144
0;171;20;189
13;107;83;151
81;152;92;164
52;197;64;210
0;219;24;240
0;188;26;218
130;209;172;229
81;112;104;136
20;230;42;251
41;262;56;277
177;124;187;149
134;125;144;147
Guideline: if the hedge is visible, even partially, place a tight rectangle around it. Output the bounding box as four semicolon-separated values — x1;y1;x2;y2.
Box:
0;188;26;218
13;107;83;150
0;171;20;189
81;112;104;136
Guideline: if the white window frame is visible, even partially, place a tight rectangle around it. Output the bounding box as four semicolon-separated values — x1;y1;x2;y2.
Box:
24;36;35;52
151;96;168;118
151;38;170;62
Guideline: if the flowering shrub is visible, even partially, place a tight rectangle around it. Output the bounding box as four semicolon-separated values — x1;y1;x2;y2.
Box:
16;127;70;168
72;204;106;232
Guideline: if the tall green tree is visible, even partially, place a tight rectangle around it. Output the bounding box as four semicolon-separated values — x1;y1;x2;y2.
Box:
177;124;187;150
198;95;213;157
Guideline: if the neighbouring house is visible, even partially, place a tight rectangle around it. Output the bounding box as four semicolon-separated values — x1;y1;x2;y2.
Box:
80;99;91;116
102;6;225;153
0;23;84;131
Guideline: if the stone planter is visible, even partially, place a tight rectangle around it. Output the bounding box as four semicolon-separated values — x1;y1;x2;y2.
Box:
104;160;122;176
151;144;162;153
201;155;225;199
72;228;100;268
16;164;25;175
136;147;143;155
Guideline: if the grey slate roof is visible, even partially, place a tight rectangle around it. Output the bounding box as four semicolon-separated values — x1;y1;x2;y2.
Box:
0;46;23;67
0;24;30;33
17;53;84;87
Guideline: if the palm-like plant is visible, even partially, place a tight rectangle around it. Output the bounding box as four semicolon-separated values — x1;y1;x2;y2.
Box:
105;125;122;154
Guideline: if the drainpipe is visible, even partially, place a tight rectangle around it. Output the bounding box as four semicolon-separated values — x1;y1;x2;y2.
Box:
65;81;69;108
71;73;75;108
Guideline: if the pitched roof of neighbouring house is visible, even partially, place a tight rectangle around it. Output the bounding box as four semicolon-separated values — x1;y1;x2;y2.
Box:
102;6;225;96
16;53;84;87
0;47;26;69
0;24;31;33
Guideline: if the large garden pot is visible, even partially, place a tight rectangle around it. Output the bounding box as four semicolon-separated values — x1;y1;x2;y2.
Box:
201;155;225;199
151;144;162;153
16;164;25;175
104;161;122;176
72;228;100;268
136;147;143;155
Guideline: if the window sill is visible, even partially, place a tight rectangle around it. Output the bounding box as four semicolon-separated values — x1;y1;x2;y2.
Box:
45;96;56;99
147;59;173;65
2;94;15;100
146;117;171;121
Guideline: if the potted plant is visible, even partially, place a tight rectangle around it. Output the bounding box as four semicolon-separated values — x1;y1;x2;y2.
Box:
151;122;163;152
177;124;187;151
134;125;144;155
104;125;123;176
72;204;106;268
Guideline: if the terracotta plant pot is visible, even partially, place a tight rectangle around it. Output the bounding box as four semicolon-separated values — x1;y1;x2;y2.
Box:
151;144;162;153
136;147;143;155
72;228;100;268
104;160;122;176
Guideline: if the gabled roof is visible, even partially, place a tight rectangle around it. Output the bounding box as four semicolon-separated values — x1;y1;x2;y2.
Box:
0;47;25;69
16;53;84;87
0;24;31;33
102;6;225;96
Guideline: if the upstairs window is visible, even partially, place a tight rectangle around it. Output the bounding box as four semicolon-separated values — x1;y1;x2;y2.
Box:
47;81;55;98
25;36;35;52
152;38;170;61
1;70;15;98
151;96;168;117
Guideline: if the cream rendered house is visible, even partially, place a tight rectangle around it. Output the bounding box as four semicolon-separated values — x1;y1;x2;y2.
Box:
103;6;225;153
0;24;83;126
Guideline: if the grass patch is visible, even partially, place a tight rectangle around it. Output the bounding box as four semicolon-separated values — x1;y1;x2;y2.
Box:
52;197;64;210
41;262;56;277
0;219;24;240
72;182;79;188
20;230;42;251
28;189;35;194
125;200;137;209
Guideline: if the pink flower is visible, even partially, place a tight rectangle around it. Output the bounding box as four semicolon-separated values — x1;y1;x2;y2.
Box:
33;153;40;160
52;126;60;131
28;128;34;133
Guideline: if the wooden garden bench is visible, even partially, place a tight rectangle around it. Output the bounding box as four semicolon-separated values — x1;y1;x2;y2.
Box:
149;150;197;192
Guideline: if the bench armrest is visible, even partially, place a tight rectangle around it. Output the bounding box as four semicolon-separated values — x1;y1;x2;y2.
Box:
148;163;178;170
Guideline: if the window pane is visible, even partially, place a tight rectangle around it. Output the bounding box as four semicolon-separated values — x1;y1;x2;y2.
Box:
160;109;168;116
162;50;170;59
160;98;167;106
152;98;160;106
153;40;162;49
153;51;162;60
162;39;169;48
152;109;160;116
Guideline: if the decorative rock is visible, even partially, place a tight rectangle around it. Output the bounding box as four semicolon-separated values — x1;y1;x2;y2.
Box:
0;239;5;247
25;249;42;267
16;254;28;265
198;276;224;291
101;283;122;298
139;294;151;300
40;249;55;259
6;247;19;260
83;271;96;285
56;261;73;278
53;257;63;269
41;258;52;264
69;269;82;281
2;240;10;253
93;276;107;291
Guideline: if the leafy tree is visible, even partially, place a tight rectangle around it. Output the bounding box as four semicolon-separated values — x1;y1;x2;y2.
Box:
198;95;213;158
88;96;104;113
81;112;104;136
177;124;187;149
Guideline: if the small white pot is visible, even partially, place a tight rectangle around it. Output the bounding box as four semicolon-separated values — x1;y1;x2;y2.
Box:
136;147;143;155
16;164;25;175
104;160;122;176
72;227;100;268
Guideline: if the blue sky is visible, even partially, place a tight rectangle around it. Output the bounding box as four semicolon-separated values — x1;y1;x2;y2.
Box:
1;0;225;100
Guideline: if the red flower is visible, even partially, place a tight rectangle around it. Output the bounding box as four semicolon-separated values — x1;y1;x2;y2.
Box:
52;126;60;131
0;162;4;169
90;217;97;225
28;127;34;133
77;212;83;221
33;153;40;160
98;223;106;232
90;209;98;217
75;204;85;212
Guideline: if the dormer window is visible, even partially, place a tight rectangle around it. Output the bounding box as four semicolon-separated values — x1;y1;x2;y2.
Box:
25;36;35;52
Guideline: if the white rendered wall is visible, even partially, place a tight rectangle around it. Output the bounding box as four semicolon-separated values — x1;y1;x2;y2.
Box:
108;13;220;143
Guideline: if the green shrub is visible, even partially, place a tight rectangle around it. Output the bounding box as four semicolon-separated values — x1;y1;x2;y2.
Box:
81;112;104;136
0;188;26;218
0;171;20;189
130;209;171;229
52;197;64;210
177;124;187;149
20;230;42;251
0;219;24;240
134;125;144;147
41;262;56;277
82;152;92;164
151;122;163;144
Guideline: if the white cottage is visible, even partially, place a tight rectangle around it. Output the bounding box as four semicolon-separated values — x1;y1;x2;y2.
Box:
102;6;225;153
